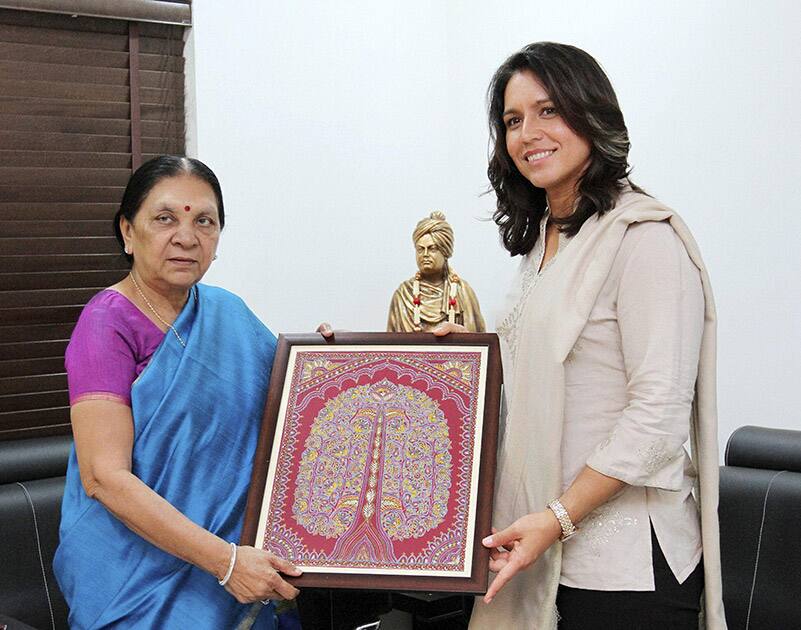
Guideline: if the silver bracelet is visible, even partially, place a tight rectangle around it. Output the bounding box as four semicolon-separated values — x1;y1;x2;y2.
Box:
218;542;238;586
547;499;578;541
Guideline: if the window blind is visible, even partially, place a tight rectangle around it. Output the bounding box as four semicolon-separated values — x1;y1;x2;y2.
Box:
0;1;191;26
0;8;186;440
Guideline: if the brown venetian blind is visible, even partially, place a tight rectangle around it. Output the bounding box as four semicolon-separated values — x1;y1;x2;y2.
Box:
0;8;186;440
0;1;191;25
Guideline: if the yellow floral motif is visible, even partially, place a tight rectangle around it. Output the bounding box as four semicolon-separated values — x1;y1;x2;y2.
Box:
300;359;337;382
437;360;473;382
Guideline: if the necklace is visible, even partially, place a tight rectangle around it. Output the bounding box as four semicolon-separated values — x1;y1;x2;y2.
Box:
129;272;186;348
412;271;460;332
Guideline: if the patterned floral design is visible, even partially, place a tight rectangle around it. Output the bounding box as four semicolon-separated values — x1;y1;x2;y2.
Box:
291;395;372;538
300;359;337;382
436;360;473;383
260;350;483;573
293;380;452;542
636;438;674;474
582;504;638;557
497;212;570;367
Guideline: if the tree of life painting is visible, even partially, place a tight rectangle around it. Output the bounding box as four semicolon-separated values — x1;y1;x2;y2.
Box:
255;347;486;577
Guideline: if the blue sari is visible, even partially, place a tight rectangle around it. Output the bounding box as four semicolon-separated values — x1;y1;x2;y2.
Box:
54;285;278;629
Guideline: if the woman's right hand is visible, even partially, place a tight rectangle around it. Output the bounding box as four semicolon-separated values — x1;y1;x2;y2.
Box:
223;546;302;603
481;511;562;603
431;322;469;336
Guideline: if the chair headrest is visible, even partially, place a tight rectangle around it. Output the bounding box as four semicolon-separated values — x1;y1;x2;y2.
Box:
725;425;801;472
0;435;73;485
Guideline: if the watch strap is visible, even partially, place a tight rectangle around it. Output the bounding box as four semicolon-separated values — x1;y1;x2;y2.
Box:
547;499;578;541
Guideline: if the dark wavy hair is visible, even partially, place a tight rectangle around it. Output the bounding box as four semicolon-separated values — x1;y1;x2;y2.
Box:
487;42;643;256
113;155;224;263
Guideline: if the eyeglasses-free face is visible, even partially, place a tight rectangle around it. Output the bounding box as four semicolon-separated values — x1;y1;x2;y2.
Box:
502;70;592;206
120;174;221;296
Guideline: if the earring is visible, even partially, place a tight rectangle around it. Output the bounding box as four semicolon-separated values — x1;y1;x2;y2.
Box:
213;254;218;261
124;245;131;255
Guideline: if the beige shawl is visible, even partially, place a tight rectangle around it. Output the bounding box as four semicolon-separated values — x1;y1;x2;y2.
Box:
469;190;727;629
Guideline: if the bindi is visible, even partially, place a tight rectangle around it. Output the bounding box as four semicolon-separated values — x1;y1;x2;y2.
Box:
184;205;191;212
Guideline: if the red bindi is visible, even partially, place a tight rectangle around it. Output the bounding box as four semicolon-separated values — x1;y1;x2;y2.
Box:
184;205;191;212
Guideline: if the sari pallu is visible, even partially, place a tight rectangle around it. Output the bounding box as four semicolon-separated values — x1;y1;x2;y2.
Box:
54;285;278;629
468;189;726;629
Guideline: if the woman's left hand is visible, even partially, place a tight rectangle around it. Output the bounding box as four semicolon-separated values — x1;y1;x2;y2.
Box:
481;511;563;603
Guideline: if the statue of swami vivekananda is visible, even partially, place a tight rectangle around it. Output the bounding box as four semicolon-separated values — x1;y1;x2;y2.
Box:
387;211;485;333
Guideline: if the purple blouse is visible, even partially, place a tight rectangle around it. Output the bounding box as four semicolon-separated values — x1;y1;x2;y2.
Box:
65;290;166;406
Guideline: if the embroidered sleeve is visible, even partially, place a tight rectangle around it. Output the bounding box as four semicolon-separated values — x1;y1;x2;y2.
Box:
586;222;704;490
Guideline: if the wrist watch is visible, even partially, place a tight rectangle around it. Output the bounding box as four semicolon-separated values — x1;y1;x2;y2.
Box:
547;499;578;541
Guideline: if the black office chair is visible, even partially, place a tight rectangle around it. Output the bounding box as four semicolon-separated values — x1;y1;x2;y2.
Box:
718;425;801;629
0;436;72;630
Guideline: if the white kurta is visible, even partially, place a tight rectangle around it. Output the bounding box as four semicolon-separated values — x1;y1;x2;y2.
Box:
562;220;704;590
470;188;726;629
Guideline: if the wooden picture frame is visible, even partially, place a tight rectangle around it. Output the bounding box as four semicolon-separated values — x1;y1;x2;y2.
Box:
241;332;502;594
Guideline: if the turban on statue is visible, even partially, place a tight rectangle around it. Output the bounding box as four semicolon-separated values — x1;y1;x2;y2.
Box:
412;211;454;259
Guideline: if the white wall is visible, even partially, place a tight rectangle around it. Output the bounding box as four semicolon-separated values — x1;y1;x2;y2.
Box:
189;0;801;452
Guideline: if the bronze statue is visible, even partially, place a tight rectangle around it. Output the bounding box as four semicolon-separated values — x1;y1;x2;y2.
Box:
387;211;486;332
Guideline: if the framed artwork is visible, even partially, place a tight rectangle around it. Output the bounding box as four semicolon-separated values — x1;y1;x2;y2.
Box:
241;332;502;593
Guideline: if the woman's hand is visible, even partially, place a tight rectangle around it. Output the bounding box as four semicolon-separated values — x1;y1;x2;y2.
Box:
223;546;302;604
481;511;562;603
72;401;300;605
431;322;469;336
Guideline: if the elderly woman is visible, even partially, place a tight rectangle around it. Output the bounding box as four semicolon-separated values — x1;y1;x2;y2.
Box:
54;156;300;628
436;43;727;629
